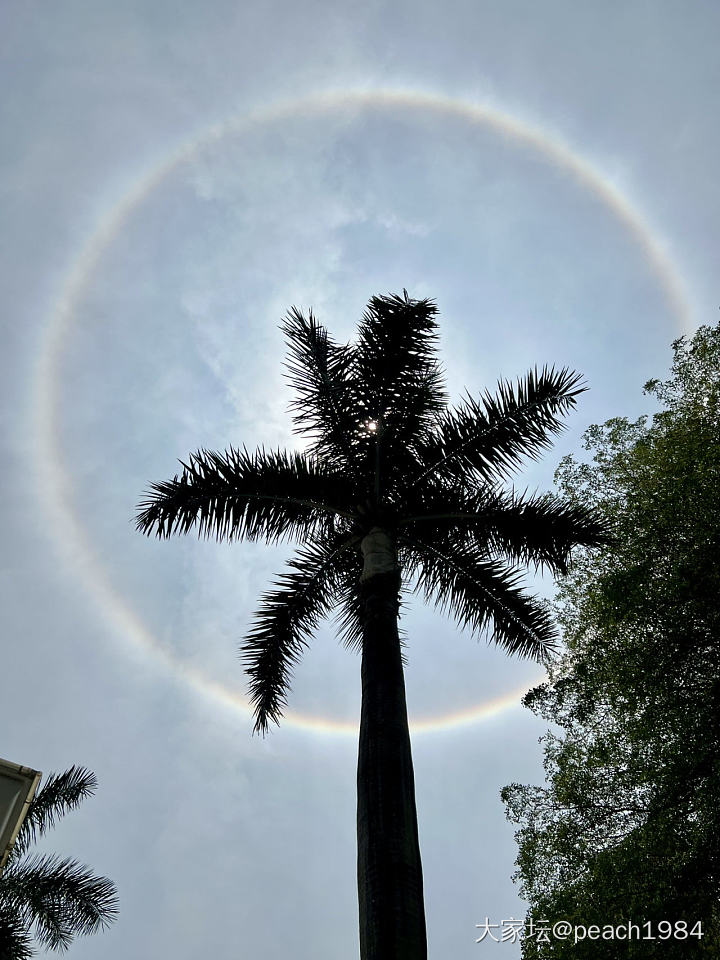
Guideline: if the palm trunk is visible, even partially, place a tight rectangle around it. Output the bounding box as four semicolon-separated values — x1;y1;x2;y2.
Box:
357;529;427;960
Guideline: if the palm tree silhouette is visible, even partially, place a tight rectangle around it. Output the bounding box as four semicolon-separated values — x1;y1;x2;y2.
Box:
136;291;610;959
0;766;118;959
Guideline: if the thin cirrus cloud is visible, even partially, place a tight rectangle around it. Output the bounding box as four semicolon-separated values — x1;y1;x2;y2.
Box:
27;87;693;748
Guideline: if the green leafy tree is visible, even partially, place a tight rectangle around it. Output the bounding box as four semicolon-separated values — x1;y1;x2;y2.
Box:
502;322;720;957
0;767;118;959
136;291;608;960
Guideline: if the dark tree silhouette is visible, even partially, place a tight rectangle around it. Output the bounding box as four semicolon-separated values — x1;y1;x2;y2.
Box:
0;767;118;959
136;291;610;960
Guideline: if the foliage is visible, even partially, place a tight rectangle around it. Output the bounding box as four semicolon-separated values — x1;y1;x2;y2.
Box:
136;291;610;733
502;322;720;957
0;767;118;958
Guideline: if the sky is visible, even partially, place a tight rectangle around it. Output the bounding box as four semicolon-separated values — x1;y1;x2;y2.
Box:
1;2;718;957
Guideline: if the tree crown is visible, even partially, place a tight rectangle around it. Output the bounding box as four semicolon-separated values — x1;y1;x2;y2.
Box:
137;292;611;732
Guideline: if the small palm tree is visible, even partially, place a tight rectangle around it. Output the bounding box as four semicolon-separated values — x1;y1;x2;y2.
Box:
0;767;118;960
136;292;610;959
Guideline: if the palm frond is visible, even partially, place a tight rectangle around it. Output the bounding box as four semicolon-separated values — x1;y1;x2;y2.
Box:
406;366;586;493
136;446;354;543
281;307;360;470
331;553;364;654
8;768;97;864
1;854;118;952
353;291;449;452
400;484;613;576
241;532;359;734
402;533;558;660
0;907;33;960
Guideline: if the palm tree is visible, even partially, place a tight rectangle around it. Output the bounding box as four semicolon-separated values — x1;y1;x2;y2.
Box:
0;767;118;960
136;291;610;960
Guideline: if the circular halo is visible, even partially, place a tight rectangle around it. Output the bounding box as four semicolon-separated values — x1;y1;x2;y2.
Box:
33;87;693;736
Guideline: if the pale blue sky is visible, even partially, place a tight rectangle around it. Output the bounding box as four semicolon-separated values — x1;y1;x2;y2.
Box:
2;2;718;957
